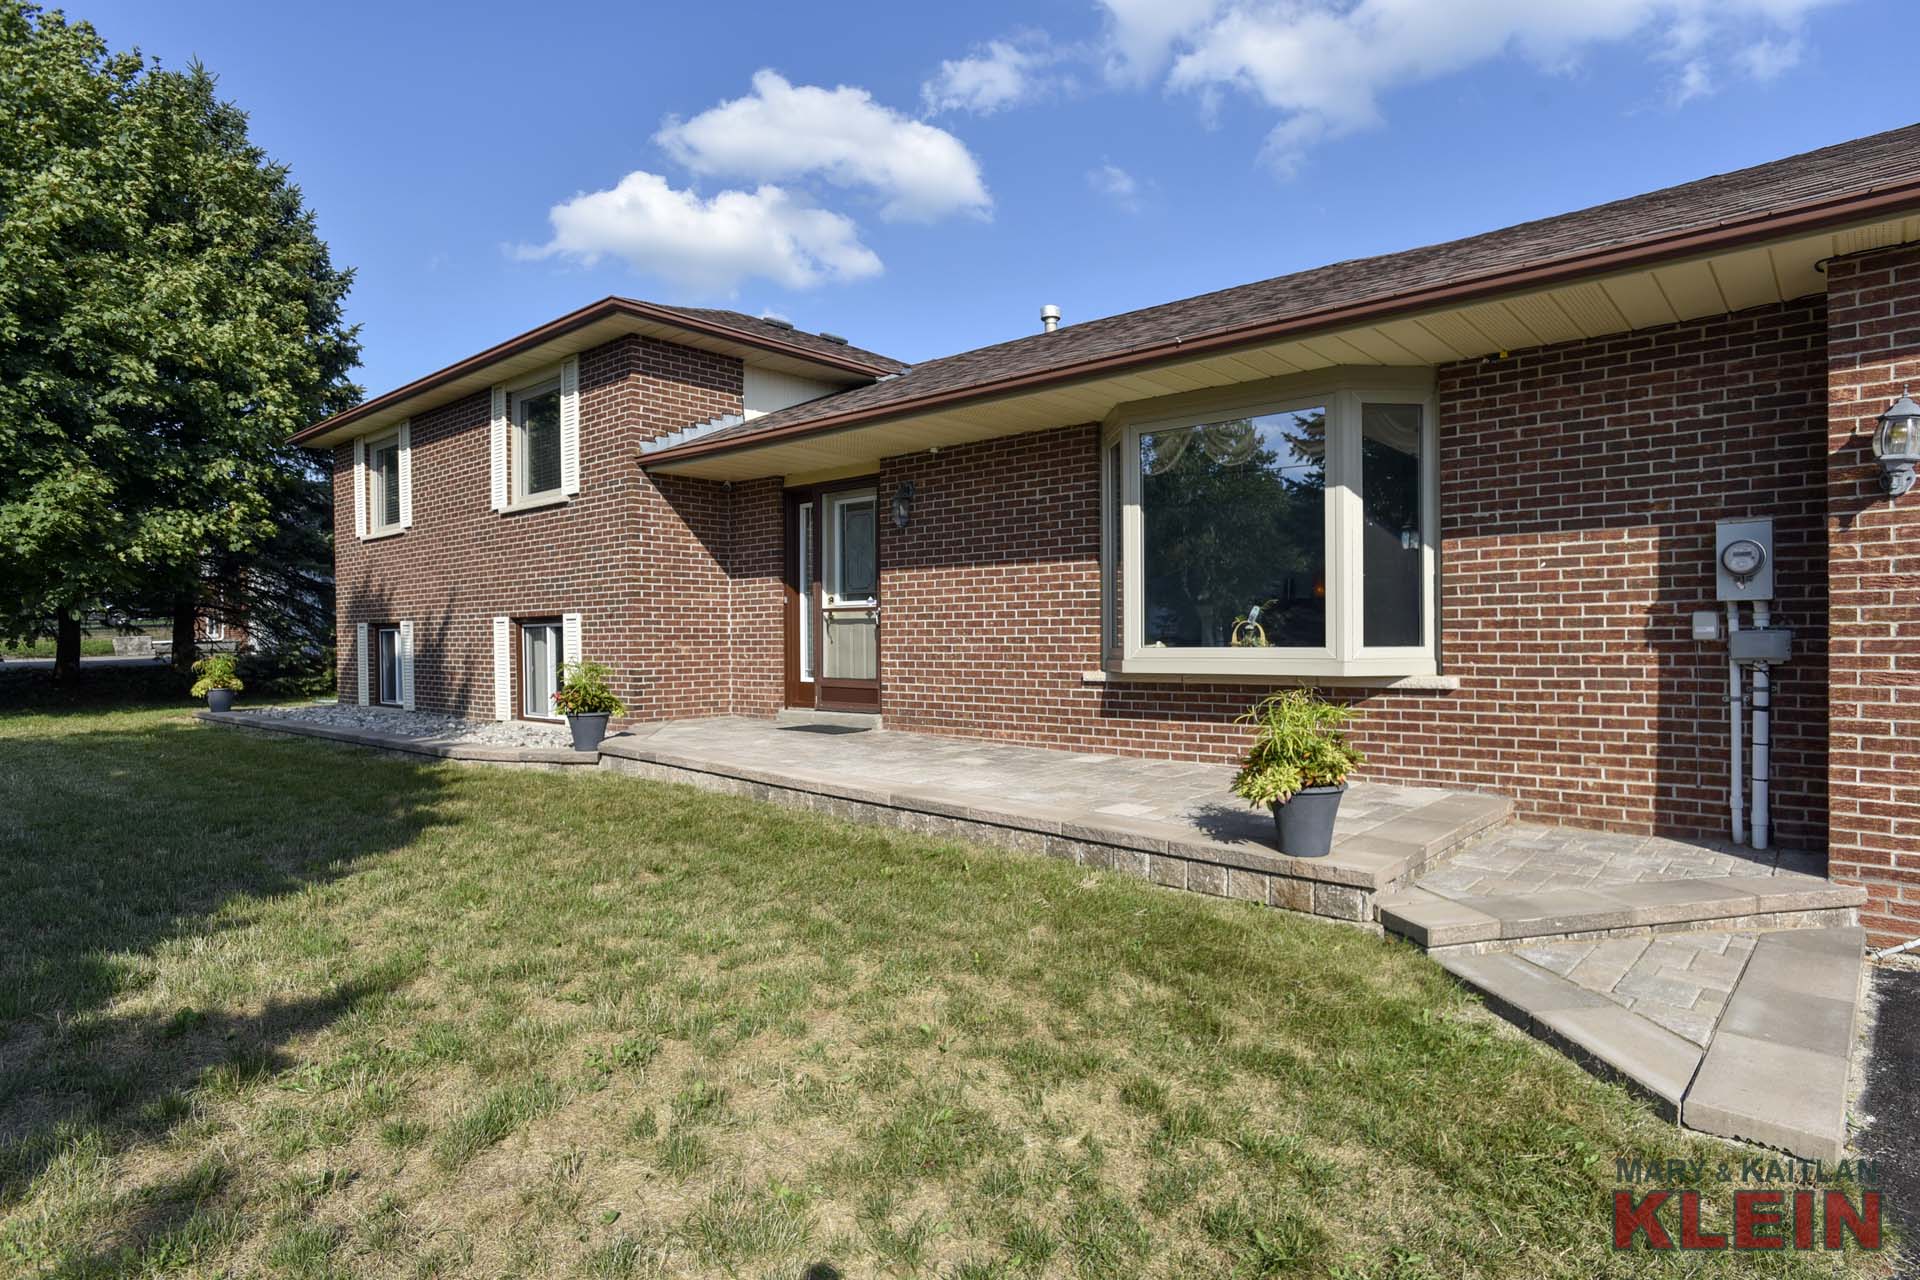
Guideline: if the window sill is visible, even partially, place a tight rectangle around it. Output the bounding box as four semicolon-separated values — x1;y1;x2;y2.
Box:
1082;668;1459;691
502;491;571;515
361;527;407;542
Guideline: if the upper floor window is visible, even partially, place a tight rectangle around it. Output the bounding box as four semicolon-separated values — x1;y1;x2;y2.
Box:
353;421;410;540
1101;369;1437;679
514;378;564;502
367;431;403;534
492;358;580;512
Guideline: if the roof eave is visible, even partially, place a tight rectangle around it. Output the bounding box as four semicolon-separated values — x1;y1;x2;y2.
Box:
639;177;1920;470
291;296;900;448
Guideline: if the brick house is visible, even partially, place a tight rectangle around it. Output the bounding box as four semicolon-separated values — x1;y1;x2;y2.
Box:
294;126;1920;945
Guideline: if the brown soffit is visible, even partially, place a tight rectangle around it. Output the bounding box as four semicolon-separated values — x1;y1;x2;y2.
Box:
638;176;1920;469
291;296;902;446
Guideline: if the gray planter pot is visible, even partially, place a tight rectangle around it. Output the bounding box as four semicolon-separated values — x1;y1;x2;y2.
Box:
567;713;611;751
206;688;237;713
1270;782;1347;858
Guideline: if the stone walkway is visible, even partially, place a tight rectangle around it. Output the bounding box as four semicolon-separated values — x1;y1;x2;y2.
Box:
1512;932;1759;1046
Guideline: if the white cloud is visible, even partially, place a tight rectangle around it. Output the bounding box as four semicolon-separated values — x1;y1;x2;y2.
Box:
923;36;1060;114
657;70;991;222
516;171;882;293
1737;36;1803;78
1087;162;1142;211
1096;0;1839;174
1097;0;1220;86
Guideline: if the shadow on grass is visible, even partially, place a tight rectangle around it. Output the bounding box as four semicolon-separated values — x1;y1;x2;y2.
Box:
0;704;454;1257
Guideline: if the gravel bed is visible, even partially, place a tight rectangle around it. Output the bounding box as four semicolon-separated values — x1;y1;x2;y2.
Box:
232;702;573;749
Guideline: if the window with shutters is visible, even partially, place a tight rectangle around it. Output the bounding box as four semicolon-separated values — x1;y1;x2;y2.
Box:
513;378;564;503
366;431;403;535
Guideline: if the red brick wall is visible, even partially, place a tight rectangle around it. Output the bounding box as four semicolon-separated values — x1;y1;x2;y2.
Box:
333;333;752;725
876;298;1831;848
1826;247;1920;945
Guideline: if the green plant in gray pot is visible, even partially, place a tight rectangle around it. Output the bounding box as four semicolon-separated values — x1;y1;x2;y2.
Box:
1230;689;1364;858
552;659;626;751
190;653;244;712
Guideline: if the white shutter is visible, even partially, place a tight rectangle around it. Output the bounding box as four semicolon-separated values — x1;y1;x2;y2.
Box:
490;386;509;511
355;622;369;706
397;421;413;528
492;617;512;720
352;439;367;539
562;612;582;669
559;357;581;496
399;620;415;711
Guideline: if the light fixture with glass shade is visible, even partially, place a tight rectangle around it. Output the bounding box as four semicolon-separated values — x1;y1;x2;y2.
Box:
1875;390;1920;497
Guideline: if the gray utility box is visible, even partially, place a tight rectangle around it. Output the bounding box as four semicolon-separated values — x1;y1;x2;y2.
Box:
1729;628;1792;664
1716;518;1776;602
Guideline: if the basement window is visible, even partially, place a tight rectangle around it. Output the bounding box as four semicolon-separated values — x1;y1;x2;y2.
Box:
1100;369;1438;679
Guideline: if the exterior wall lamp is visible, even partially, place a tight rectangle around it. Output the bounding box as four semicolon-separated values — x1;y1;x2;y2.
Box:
1875;390;1920;496
891;480;916;528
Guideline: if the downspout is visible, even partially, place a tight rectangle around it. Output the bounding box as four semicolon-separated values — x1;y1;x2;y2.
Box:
1750;600;1771;851
1727;602;1745;846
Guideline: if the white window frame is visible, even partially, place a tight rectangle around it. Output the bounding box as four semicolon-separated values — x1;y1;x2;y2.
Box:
509;372;565;506
365;430;405;536
520;618;565;721
1100;367;1439;680
375;624;403;707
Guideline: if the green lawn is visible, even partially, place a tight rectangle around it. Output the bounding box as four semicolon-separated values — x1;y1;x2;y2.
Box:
0;688;1882;1277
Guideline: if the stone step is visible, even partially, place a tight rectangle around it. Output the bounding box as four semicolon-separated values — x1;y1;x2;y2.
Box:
1683;927;1866;1162
1378;875;1864;950
1438;926;1866;1160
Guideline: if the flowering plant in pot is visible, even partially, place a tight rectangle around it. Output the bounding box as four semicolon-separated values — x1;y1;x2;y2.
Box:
552;660;625;750
189;653;244;712
1229;689;1363;858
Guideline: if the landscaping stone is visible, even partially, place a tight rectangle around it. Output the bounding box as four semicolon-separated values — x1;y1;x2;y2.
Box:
229;702;572;749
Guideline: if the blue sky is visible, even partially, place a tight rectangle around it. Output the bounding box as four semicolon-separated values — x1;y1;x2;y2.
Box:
72;0;1920;399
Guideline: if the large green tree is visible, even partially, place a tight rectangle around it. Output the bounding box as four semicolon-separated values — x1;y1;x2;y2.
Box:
0;2;359;680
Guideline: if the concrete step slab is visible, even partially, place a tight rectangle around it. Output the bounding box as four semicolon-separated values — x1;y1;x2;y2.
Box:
1386;873;1864;950
1682;927;1864;1162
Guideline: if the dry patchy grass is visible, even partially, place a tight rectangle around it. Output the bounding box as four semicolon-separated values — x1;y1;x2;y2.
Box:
0;700;1886;1277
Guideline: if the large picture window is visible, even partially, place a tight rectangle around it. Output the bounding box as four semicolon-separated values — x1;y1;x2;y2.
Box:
1102;370;1437;679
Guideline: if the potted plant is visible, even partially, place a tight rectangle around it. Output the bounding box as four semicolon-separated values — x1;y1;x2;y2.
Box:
1229;689;1364;858
552;659;625;751
190;653;244;712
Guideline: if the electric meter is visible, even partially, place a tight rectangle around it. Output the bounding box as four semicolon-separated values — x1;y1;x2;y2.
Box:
1715;519;1775;602
1720;538;1767;580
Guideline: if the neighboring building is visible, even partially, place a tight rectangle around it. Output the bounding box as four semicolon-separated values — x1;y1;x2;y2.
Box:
294;126;1920;944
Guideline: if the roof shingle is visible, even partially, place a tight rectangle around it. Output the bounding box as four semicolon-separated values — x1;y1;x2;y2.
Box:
676;123;1920;454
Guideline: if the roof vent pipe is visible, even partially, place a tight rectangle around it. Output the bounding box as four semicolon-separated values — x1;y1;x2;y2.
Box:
1040;304;1061;334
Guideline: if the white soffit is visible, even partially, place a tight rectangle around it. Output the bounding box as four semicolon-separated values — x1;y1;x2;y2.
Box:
649;213;1920;481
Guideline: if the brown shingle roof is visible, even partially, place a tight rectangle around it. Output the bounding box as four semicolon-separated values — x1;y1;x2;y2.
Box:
642;303;906;373
665;123;1920;457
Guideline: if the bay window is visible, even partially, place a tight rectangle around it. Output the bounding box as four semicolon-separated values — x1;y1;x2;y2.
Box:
1101;369;1437;679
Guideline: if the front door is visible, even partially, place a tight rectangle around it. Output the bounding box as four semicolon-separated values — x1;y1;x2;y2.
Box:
818;485;880;711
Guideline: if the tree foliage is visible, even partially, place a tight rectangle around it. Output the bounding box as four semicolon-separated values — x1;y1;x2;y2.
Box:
0;2;359;670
